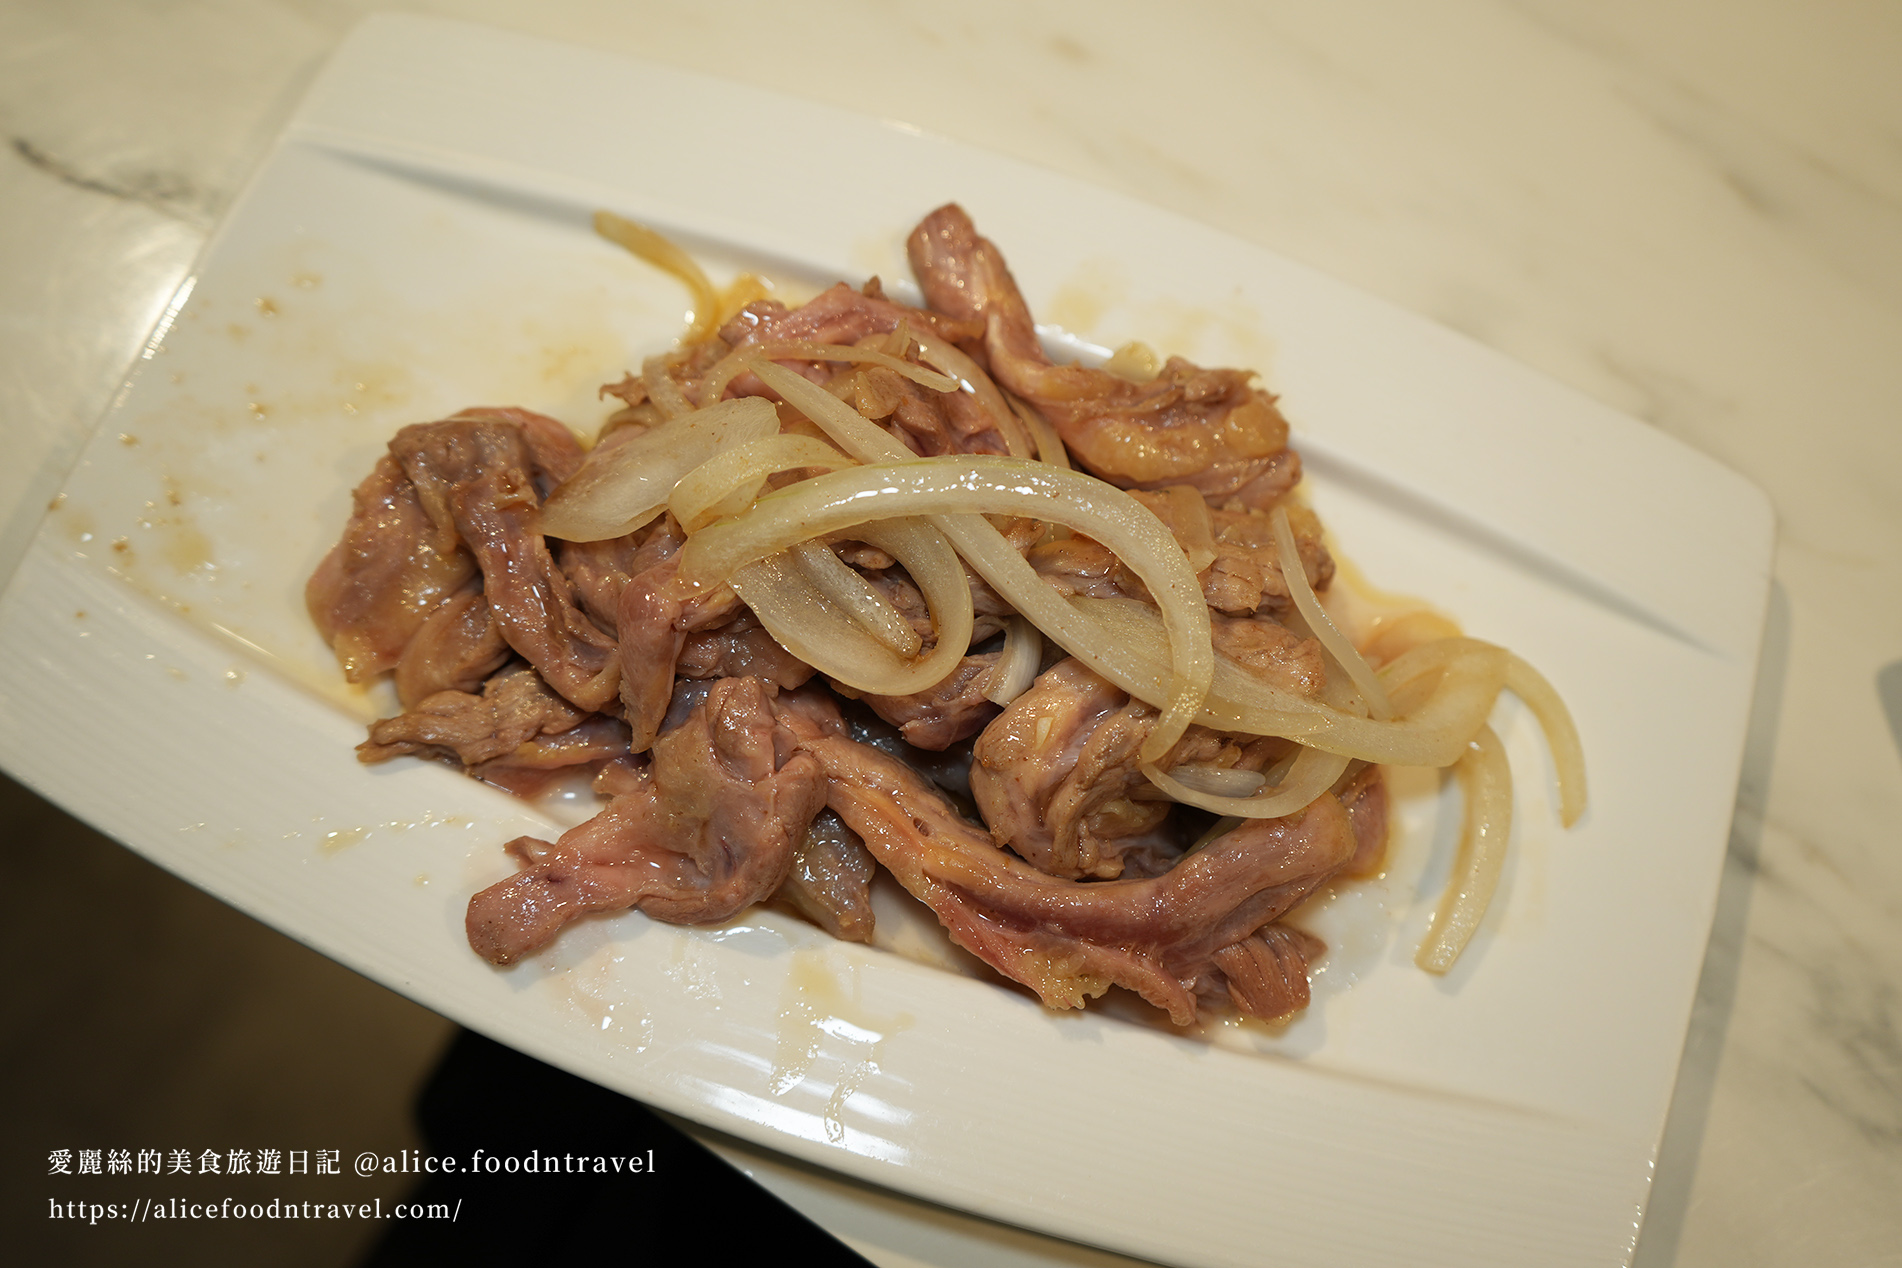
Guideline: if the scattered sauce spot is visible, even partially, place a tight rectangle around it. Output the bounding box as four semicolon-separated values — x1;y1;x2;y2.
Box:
47;492;65;510
255;296;279;317
321;826;369;851
118;433;140;447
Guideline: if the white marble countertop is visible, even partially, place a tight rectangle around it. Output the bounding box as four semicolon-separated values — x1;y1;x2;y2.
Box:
3;2;1897;1264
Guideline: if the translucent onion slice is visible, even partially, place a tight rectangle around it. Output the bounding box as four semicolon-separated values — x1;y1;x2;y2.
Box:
1416;725;1513;973
540;396;779;542
983;617;1042;706
1159;765;1266;798
668;434;856;532
643;353;693;421
1141;745;1351;819
1161;484;1217;573
594;210;721;344
736;360;1212;762
1010;394;1071;469
909;329;1035;459
1069;596;1508;767
728;517;971;697
1270;505;1393;720
790;540;920;657
1504;653;1588;826
697;341;957;405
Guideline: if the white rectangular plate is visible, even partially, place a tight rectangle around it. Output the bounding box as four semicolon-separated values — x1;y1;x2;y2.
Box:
0;15;1773;1268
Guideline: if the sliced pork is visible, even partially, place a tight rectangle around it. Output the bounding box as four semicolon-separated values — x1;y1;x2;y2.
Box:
465;676;828;965
359;663;593;768
390;417;619;712
907;204;1295;501
805;733;1355;1025
307;453;473;682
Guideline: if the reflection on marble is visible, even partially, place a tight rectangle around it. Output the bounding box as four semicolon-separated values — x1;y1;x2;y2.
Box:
2;2;1898;1266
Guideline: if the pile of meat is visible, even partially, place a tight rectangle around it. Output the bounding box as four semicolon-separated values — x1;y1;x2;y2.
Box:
308;205;1387;1026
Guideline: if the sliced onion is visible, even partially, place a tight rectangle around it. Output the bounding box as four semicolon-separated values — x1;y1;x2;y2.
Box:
1504;653;1587;826
594;210;721;344
790;540;920;657
1069;597;1508;767
540;396;779;542
729;516;971;697
983;616;1042;705
698;340;959;404
735;360;1212;762
909;329;1035;459
669;433;856;532
1141;744;1350;819
1161;484;1217;573
1158;765;1265;798
643;353;693;421
1271;505;1393;719
1416;725;1513;973
1010;394;1071;469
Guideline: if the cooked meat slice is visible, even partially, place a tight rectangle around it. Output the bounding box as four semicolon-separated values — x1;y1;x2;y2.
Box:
861;652;1001;751
970;659;1160;879
777;810;877;943
391;417;620;711
1026;536;1128;600
616;556;745;751
1207;924;1327;1021
1335;763;1390;876
721;282;983;358
970;659;1284;880
1192;501;1334;616
394;584;510;709
677;612;817;691
804;733;1355;1025
830;360;1009;457
359;663;591;767
448;406;584;493
465;677;828;965
307;453;474;683
908;204;1292;495
475;715;630;774
1210;613;1327;697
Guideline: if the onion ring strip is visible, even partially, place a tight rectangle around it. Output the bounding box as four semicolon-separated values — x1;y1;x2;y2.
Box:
540;396;780;542
791;540;920;657
1416;725;1513;972
1271;506;1392;719
733;360;1211;762
594;210;720;344
728;517;972;697
1504;653;1587;826
910;328;1035;459
1070;597;1508;766
668;434;856;532
1140;745;1351;819
697;341;958;404
983;617;1042;706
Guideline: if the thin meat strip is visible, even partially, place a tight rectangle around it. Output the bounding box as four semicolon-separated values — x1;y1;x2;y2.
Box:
391;417;620;712
466;677;828;965
803;733;1355;1025
908;204;1297;504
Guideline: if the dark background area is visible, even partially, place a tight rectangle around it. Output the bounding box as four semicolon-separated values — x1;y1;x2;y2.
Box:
1;771;868;1265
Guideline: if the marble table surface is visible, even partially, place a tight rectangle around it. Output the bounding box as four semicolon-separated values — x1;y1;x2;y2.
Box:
3;2;1897;1264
